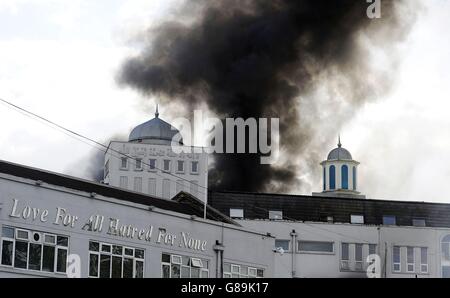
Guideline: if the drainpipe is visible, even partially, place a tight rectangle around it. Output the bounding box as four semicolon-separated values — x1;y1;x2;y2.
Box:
214;240;225;278
290;229;298;278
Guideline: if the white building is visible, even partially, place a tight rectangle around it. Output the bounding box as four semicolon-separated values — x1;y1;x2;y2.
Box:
104;107;208;203
209;140;450;278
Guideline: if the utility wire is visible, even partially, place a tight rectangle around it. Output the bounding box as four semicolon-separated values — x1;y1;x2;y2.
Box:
0;97;373;243
0;97;208;196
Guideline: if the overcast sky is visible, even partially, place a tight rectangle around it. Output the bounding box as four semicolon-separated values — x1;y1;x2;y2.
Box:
1;0;450;203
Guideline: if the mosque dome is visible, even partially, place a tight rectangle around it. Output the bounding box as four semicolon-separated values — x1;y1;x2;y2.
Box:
128;106;183;145
327;137;353;160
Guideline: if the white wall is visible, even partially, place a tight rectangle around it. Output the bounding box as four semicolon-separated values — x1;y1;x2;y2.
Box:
239;220;450;278
105;141;208;202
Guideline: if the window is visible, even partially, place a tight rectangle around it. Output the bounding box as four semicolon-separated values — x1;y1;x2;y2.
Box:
341;243;350;270
407;247;415;272
341;165;349;190
223;262;264;278
393;246;401;272
1;226;68;273
230;208;244;219
369;244;377;255
329;165;336;190
420;247;428;273
191;161;199;174
298;241;334;253
148;159;157;171
135;158;142;171
148;178;156;196
353;166;357;190
120;176;128;189
88;241;144;278
161;253;209;278
163;160;171;172
134;177;142;193
383;216;396;225
163;179;171;199
323;167;326;191
412;218;426;227
275;240;290;252
355;244;363;271
177;161;184;173
350;215;364;224
120;157;128;169
269;210;283;220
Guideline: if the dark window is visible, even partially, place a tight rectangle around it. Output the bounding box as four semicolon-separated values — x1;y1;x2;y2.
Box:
135;260;144;278
42;246;55;272
162;254;171;263
353;166;357;190
14;241;28;269
341;165;349;189
28;243;42;271
191;161;199;173
149;159;156;170
100;254;111;278
329;166;336;190
177;160;184;172
123;258;134;278
135;158;142;170
383;216;397;225
89;254;99;277
275;240;290;251
323;167;326;191
57;236;68;247
111;256;122;278
412;218;426;227
56;248;67;273
298;241;334;253
89;241;99;252
1;240;13;266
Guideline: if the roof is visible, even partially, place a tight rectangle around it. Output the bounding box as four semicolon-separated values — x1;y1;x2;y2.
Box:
327;138;353;160
208;190;450;228
128;112;183;145
0;159;234;225
327;147;353;160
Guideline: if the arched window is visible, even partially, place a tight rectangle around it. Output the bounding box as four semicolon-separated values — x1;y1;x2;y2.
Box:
341;165;349;189
323;167;326;191
353;166;357;190
442;235;450;277
329;165;336;190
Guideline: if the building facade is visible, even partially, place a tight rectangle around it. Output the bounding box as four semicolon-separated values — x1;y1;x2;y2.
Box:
0;160;274;278
208;141;450;278
104;108;208;202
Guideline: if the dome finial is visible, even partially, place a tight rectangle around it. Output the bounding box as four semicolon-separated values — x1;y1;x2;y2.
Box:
338;134;342;148
155;104;159;118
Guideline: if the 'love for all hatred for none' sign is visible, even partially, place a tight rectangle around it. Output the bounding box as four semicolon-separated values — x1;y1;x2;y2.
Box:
8;198;208;252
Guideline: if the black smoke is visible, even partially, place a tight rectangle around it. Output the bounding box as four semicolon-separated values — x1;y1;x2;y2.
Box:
118;0;416;192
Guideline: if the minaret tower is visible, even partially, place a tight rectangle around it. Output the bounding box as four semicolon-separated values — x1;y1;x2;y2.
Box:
313;136;365;199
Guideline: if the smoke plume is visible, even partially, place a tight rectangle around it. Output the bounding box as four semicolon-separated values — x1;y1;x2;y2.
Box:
118;0;417;193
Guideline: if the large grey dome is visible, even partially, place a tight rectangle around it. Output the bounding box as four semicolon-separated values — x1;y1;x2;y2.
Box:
128;108;183;145
327;138;353;160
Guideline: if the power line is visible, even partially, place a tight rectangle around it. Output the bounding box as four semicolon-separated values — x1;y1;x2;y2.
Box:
0;97;208;196
0;97;373;243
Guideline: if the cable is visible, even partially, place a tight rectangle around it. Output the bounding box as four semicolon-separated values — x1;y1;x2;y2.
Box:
0;97;372;243
0;97;208;196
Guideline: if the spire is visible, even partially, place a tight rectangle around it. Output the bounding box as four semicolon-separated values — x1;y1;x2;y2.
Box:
338;134;342;148
155;104;159;118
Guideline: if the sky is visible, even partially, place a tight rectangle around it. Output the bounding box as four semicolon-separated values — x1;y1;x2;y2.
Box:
0;0;450;203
